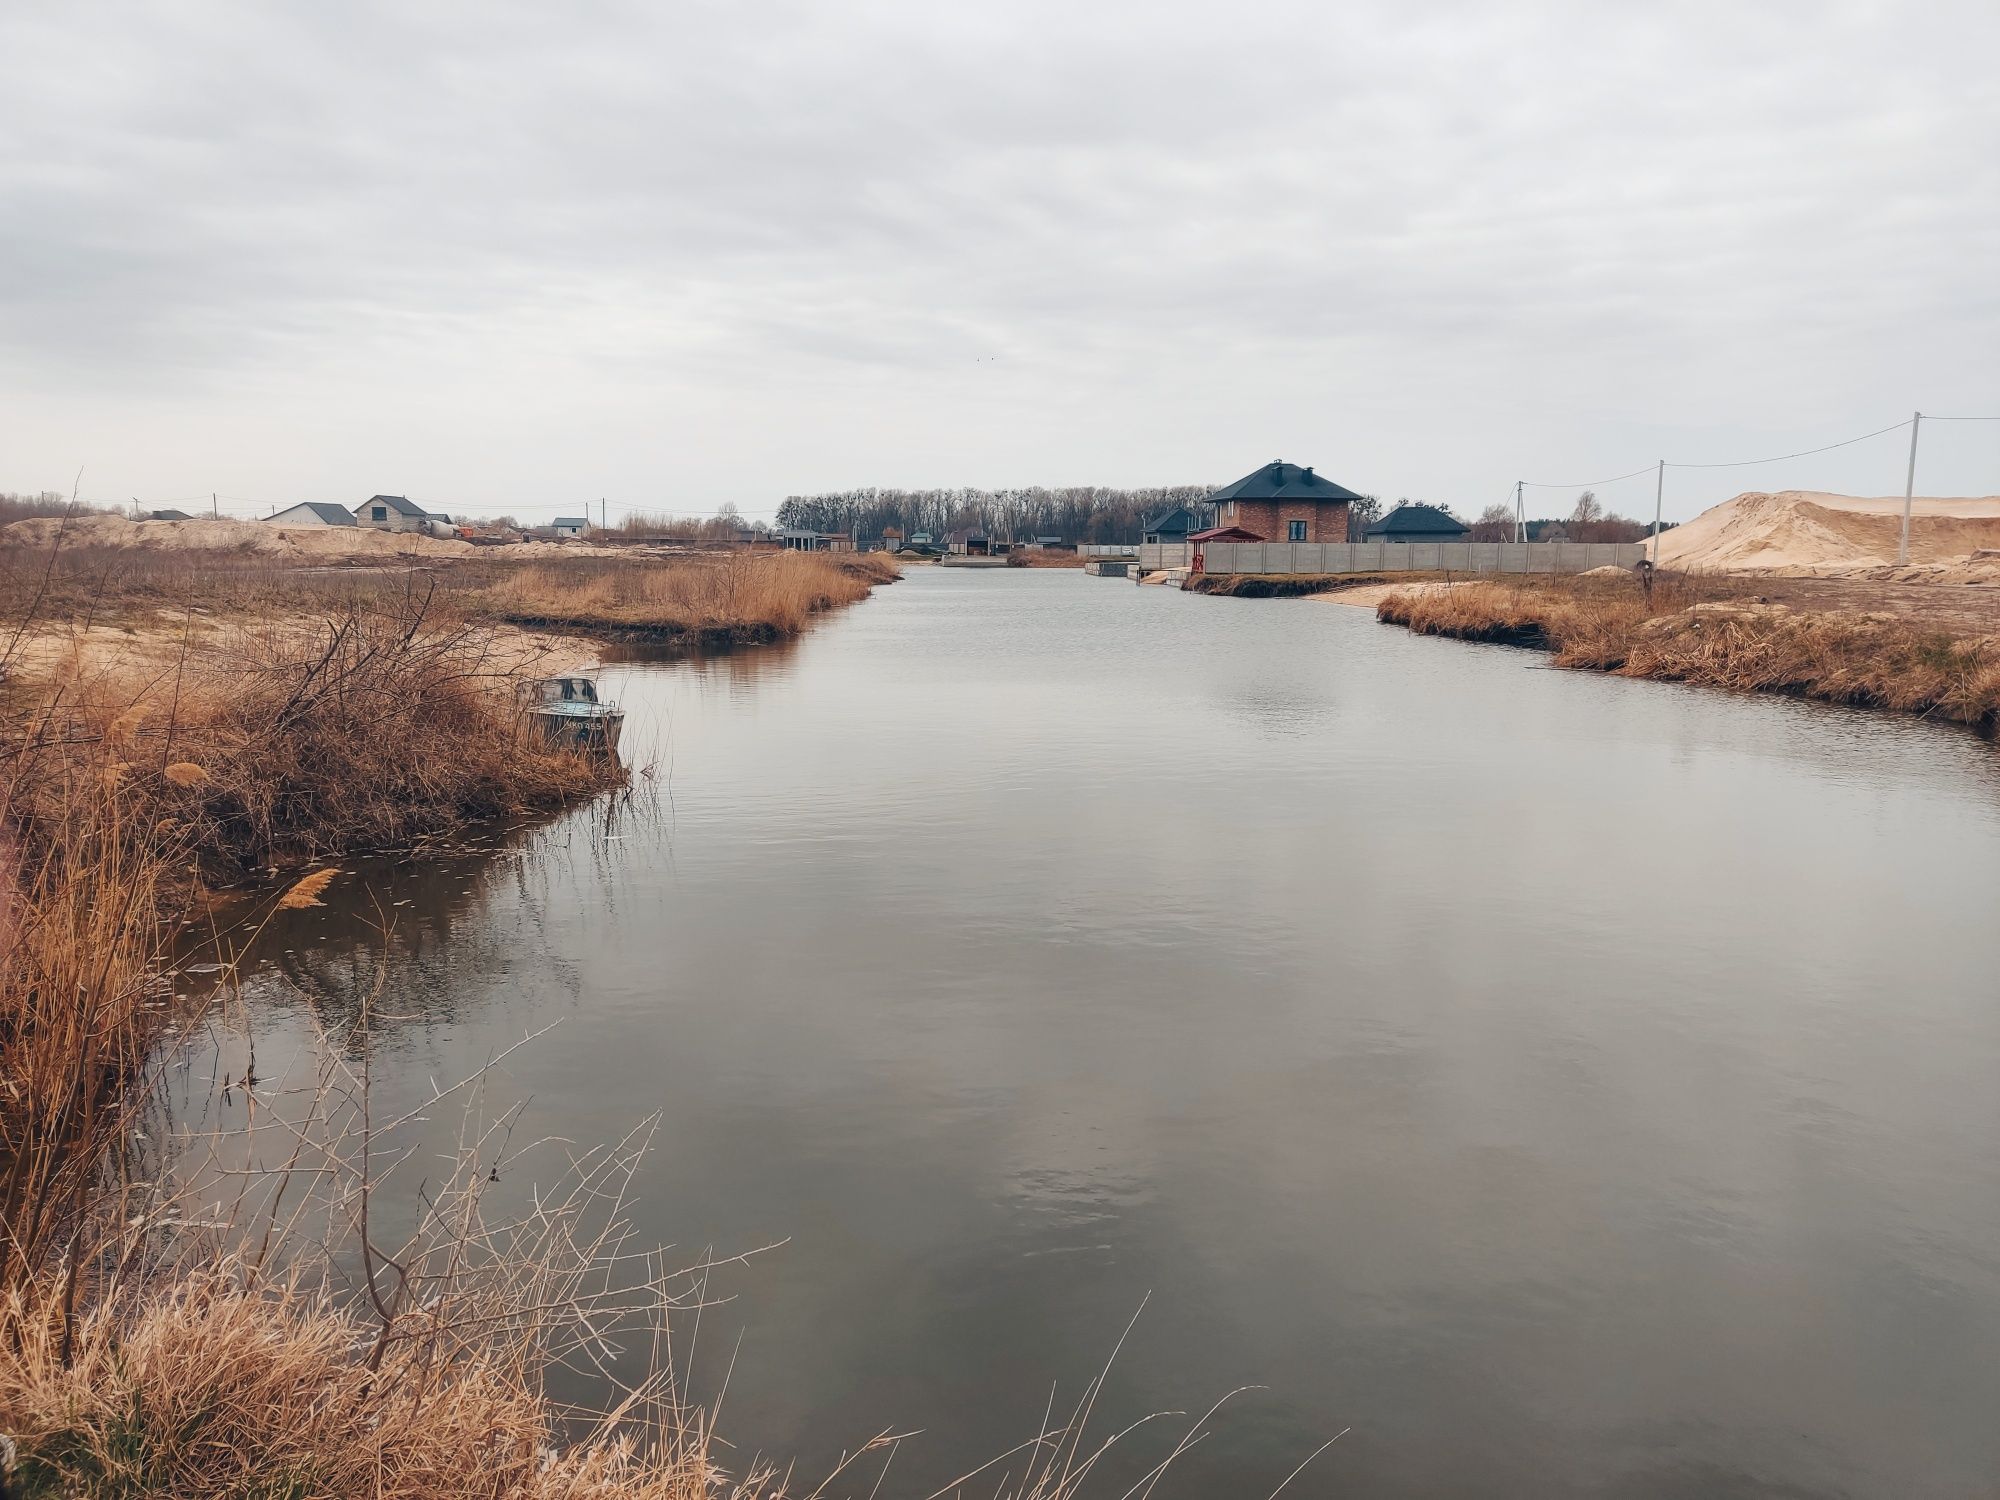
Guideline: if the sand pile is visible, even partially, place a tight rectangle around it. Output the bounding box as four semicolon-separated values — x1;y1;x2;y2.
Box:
1653;491;2000;575
2;513;480;559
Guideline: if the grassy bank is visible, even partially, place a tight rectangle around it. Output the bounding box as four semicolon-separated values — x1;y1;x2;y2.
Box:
0;589;626;1285
475;549;899;645
1376;575;2000;732
0;540;900;652
1188;572;1412;599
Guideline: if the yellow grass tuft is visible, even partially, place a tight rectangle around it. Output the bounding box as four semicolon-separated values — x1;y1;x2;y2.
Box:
276;866;339;909
161;760;209;787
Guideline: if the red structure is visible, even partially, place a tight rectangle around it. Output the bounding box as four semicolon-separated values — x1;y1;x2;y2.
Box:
1188;524;1263;572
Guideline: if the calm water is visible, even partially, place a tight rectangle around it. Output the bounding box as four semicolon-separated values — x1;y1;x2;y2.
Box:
197;569;2000;1497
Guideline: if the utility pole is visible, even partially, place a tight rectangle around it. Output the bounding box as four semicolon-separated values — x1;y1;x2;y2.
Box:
1514;479;1525;543
1649;461;1665;565
1897;412;1921;566
211;492;218;519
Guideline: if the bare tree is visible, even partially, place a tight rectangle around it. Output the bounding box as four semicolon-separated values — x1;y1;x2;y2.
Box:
1468;503;1515;543
1346;495;1382;541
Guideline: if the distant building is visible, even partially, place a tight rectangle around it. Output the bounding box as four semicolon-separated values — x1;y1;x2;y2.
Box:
1365;504;1468;542
357;494;449;535
265;502;357;527
145;509;194;522
945;527;991;556
1204;461;1359;543
1142;507;1197;544
552;517;589;538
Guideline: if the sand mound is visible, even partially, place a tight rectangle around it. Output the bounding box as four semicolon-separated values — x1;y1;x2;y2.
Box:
2;513;477;560
1653;491;2000;572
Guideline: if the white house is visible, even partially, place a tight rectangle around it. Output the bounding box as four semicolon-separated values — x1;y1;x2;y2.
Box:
265;502;357;527
553;517;588;538
357;494;452;535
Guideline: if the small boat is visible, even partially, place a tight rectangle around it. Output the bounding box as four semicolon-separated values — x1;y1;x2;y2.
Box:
519;675;624;754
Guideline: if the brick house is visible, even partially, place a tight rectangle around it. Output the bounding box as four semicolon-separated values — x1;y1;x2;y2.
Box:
1203;460;1360;542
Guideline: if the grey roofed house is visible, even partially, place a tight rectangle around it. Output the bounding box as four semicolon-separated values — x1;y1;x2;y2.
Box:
265;501;357;526
1204;461;1363;504
1365;503;1468;540
1141;506;1197;541
145;509;194;521
552;517;588;536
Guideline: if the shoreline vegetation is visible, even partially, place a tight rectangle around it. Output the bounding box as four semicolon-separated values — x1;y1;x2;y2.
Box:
1371;573;2000;734
0;541;907;1495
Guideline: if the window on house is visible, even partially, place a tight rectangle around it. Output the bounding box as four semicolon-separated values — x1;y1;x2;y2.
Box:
371;507;386;521
1288;519;1307;541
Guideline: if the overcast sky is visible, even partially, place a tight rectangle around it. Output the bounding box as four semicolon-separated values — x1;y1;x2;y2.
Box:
4;0;1997;522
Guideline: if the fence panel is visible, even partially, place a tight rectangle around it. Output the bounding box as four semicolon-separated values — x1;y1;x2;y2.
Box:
1193;540;1648;576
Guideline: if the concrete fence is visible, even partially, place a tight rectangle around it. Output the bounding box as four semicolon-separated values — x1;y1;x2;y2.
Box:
1137;542;1194;569
1198;541;1648;575
1078;543;1139;558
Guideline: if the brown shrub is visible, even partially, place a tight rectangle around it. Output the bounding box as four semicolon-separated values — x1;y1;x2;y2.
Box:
476;550;898;640
1377;575;2000;730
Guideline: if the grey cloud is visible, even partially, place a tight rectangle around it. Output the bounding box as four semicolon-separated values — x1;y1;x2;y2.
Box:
2;0;1996;515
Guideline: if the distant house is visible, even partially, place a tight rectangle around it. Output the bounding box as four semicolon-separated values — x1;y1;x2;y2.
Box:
908;531;935;548
1142;507;1197;544
145;508;194;522
552;517;588;538
357;494;449;535
1365;503;1468;542
265;502;356;527
1204;461;1360;543
945;527;991;556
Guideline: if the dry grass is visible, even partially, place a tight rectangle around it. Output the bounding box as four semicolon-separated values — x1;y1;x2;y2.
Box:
475;550;898;642
0;587;624;1300
1377;574;2000;730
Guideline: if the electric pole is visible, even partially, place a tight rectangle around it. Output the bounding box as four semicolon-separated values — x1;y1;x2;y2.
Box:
1898;413;1921;567
1649;461;1664;565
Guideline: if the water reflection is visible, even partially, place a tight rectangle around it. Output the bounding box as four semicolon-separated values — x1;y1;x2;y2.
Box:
187;570;2000;1498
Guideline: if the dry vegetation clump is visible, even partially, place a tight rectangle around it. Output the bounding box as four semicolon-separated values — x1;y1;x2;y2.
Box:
476;550;898;643
1189;572;1409;599
0;585;624;1301
1377;575;2000;731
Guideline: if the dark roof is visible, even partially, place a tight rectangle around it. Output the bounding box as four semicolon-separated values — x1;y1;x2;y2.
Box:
269;502;356;527
366;494;428;517
946;526;988;542
1206;461;1362;505
553;516;589;528
146;509;194;521
1142;506;1197;535
1366;503;1467;538
1189;524;1264;543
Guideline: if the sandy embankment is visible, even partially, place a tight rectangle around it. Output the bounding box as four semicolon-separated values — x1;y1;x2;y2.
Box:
1647;490;2000;579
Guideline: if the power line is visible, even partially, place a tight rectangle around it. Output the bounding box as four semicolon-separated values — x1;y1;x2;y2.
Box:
1921;414;2000;422
1519;465;1658;490
1666;418;1913;469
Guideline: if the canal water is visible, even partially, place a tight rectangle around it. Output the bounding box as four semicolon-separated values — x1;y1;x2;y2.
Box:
199;568;2000;1497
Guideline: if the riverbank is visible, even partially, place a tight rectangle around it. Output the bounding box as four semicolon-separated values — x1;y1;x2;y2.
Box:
0;545;905;1495
1373;573;2000;734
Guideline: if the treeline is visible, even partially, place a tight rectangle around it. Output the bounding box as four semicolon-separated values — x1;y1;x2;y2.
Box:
1464;491;1659;544
0;492;106;525
775;486;1217;544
